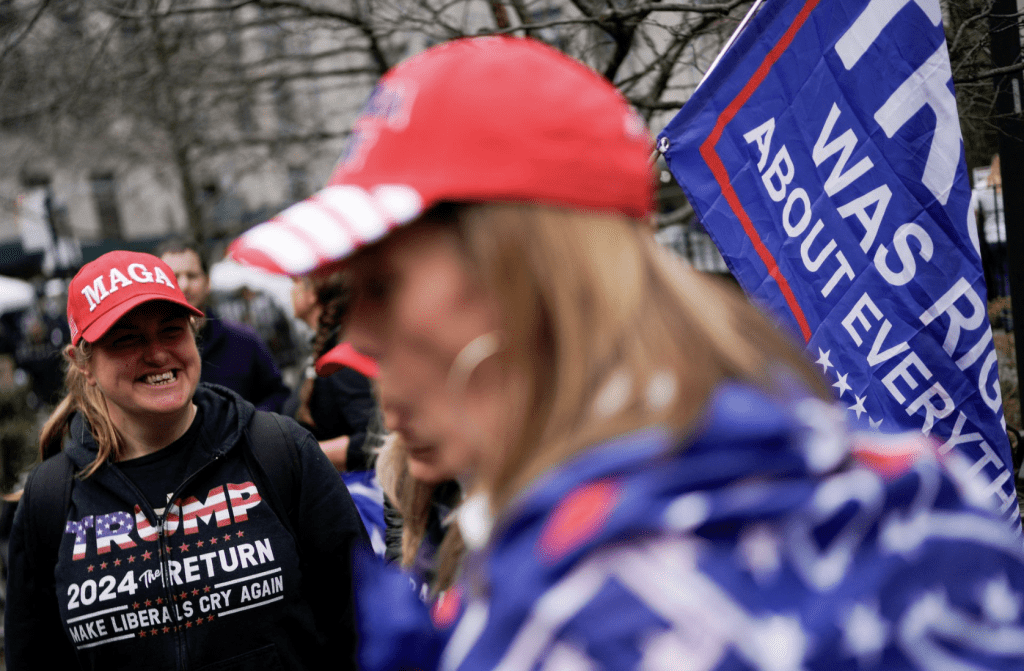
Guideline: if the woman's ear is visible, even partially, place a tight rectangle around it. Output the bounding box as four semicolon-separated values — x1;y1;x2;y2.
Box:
66;345;96;386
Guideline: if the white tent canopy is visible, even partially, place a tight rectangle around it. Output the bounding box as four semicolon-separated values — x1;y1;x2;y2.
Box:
0;275;36;314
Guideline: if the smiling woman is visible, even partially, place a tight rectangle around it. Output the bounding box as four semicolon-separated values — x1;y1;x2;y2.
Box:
77;302;201;459
6;250;370;670
40;251;205;476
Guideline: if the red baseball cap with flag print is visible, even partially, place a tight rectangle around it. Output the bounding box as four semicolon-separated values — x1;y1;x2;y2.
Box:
228;36;654;276
67;250;204;345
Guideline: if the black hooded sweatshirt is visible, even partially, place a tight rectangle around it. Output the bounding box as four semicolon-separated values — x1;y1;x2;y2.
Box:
6;383;368;670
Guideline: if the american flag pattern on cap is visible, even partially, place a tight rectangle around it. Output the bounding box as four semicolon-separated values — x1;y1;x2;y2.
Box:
230;36;654;277
230;184;423;276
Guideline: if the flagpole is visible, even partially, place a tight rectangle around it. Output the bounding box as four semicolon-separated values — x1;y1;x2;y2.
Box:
988;0;1024;439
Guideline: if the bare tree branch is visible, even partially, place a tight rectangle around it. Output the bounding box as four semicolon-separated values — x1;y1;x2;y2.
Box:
507;0;536;37
489;1;512;28
957;60;1024;84
202;66;380;88
0;0;1005;248
612;2;759;16
0;0;52;66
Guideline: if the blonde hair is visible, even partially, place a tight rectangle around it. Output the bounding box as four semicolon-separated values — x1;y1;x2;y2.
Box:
39;342;125;478
376;435;464;594
443;203;832;512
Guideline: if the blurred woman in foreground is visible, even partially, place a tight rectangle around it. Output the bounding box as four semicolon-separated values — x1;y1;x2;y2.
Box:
231;36;1024;671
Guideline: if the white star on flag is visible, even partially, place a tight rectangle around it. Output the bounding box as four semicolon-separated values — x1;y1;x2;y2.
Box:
868;417;883;430
848;394;867;420
832;372;852;398
816;348;833;374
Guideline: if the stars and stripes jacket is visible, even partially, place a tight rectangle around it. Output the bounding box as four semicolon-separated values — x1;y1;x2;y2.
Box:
362;382;1024;671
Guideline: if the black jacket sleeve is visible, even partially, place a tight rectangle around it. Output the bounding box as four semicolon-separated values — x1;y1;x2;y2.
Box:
309;368;377;470
288;422;371;669
5;470;79;669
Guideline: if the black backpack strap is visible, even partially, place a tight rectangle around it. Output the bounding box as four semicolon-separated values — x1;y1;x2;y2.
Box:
244;411;300;539
25;451;76;563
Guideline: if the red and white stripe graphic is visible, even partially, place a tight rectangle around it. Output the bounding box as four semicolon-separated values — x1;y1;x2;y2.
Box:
229;184;423;276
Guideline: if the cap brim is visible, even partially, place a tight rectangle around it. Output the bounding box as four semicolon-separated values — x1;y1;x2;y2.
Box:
229;184;425;276
78;294;204;344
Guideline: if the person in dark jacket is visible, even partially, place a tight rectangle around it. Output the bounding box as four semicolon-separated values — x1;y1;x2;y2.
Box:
5;250;368;670
285;272;386;554
159;239;290;412
285;272;378;470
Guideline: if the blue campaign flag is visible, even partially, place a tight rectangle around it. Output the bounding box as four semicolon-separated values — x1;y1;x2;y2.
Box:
658;0;1021;528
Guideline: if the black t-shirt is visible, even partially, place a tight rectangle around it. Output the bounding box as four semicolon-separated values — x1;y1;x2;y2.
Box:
115;406;203;510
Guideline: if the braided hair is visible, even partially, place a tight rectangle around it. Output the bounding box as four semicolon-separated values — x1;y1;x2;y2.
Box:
295;272;350;429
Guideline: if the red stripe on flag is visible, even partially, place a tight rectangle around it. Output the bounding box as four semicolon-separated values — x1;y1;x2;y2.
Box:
698;0;822;343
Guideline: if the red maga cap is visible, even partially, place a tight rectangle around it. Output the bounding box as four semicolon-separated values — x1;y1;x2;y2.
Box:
67;250;204;345
229;36;654;276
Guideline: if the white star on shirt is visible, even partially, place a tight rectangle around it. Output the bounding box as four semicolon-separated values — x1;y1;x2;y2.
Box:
981;574;1023;623
752;615;808;671
816;348;834;374
541;642;597;671
738;524;781;581
868;417;883;430
842;601;889;661
848;394;867;419
832;372;852;398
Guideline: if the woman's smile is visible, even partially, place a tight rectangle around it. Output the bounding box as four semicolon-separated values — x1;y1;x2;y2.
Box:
84;301;201;426
141;370;178;386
